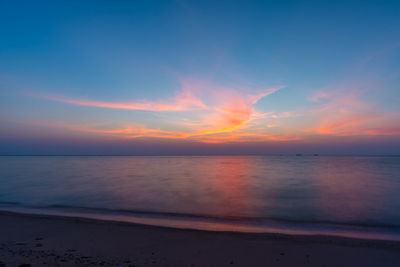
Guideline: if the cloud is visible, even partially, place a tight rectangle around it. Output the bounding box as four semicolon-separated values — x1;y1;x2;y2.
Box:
28;90;206;112
28;79;284;142
26;72;400;143
305;83;400;137
80;124;301;143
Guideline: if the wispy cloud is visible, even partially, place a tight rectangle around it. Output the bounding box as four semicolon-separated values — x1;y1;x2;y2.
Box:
25;70;400;143
28;89;206;112
27;79;284;142
305;81;400;137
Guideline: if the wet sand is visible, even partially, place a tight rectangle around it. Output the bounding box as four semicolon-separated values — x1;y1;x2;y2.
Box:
1;211;400;267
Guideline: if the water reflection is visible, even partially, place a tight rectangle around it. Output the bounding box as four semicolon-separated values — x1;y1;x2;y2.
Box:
312;156;400;225
0;156;400;227
208;157;254;218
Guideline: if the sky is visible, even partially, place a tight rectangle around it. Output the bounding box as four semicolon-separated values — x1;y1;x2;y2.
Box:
0;0;400;155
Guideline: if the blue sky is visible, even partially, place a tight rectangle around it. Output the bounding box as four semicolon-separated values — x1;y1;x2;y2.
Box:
1;0;400;154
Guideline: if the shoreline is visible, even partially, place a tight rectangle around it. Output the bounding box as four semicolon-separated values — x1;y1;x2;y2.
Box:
1;211;400;266
1;205;400;242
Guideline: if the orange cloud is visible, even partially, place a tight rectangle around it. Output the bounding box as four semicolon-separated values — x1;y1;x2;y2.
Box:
51;122;190;140
29;88;206;112
45;121;300;144
178;83;282;135
29;80;284;142
312;116;374;135
305;85;400;137
24;76;400;144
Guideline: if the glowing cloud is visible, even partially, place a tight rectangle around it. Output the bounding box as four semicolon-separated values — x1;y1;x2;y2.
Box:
29;90;206;112
28;79;284;142
25;76;400;144
305;83;400;137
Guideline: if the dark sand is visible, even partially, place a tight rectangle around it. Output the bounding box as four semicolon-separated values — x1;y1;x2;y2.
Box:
1;211;400;266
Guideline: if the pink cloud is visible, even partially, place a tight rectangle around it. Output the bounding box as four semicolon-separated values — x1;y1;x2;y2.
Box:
24;75;400;143
29;91;206;112
28;79;283;141
305;84;400;137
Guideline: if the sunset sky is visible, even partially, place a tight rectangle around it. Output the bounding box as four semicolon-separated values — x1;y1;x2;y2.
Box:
1;0;400;155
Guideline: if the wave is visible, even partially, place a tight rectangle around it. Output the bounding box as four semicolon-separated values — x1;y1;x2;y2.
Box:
1;202;400;241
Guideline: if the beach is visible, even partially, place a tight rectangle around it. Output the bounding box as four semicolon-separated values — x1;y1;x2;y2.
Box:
1;211;400;267
2;0;400;265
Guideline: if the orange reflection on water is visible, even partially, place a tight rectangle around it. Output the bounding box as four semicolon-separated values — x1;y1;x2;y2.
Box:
208;157;256;218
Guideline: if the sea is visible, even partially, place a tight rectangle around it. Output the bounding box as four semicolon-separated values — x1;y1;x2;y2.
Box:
1;155;400;240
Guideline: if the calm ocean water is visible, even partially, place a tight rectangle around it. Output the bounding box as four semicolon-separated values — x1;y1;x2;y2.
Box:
1;155;400;239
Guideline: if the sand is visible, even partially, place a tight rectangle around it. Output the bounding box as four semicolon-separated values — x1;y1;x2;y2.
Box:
1;211;400;266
